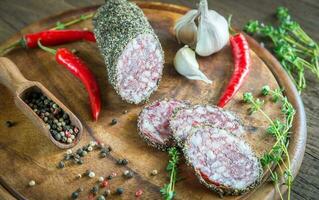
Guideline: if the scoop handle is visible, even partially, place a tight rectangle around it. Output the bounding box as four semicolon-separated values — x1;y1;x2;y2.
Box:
0;57;29;94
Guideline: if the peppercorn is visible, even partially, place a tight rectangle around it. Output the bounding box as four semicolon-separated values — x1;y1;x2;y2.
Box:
76;174;82;179
110;118;117;125
88;171;96;178
123;170;133;178
116;187;124;195
91;185;99;195
97;195;105;200
58;161;65;168
79;150;87;157
117;159;128;165
100;147;109;154
85;169;92;176
151;169;158;176
98;176;104;182
108;146;112;152
101;180;109;188
107;175;113;180
28;180;36;187
87;146;93;152
122;159;128;165
24;91;80;145
67;138;73;143
64;154;71;161
103;189;111;197
100;152;107;158
54;133;62;141
5;121;14;127
77;159;83;165
76;148;83;155
135;189;143;197
71;191;79;199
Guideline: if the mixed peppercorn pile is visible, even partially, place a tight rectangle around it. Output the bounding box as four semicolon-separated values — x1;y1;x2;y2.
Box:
24;91;79;144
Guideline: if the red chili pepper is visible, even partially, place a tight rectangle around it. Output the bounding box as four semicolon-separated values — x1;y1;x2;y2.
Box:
38;41;101;121
23;30;96;48
217;33;250;107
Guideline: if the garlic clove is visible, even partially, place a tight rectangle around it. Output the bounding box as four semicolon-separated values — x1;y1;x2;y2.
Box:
174;10;198;48
195;0;229;56
174;45;212;84
185;73;213;84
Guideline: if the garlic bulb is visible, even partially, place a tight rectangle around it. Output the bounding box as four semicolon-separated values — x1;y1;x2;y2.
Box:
196;0;229;56
174;45;212;84
174;10;198;48
174;0;229;56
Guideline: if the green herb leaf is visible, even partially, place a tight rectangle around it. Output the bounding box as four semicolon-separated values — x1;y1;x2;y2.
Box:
244;86;295;200
261;85;270;96
55;21;65;30
243;92;253;103
161;147;179;200
244;7;319;92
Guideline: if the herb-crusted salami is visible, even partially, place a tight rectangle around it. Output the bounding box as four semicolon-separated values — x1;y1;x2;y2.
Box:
170;104;244;145
93;0;164;104
184;125;262;195
137;99;189;150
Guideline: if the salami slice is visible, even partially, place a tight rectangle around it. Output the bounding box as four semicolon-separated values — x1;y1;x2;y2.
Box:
93;0;164;104
137;99;190;150
184;125;262;195
170;104;244;146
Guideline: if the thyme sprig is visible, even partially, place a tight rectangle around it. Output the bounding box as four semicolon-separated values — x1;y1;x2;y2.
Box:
245;7;319;92
160;147;180;200
243;86;295;200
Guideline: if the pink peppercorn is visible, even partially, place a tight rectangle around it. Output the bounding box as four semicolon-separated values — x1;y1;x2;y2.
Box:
135;189;143;197
65;130;71;138
74;127;79;133
101;180;109;188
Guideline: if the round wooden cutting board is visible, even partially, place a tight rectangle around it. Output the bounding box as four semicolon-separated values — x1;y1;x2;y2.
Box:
0;2;306;200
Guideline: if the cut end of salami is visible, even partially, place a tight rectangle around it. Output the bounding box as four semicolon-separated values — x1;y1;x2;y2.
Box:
116;34;164;104
137;99;189;150
93;0;165;104
184;125;262;195
170;104;244;146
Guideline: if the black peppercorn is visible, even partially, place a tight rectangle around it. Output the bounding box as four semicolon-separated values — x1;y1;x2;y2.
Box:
117;159;128;165
5;121;14;127
58;161;65;168
107;175;113;180
71;191;79;199
100;152;107;158
122;159;128;165
77;159;83;165
91;185;99;195
116;187;124;195
110;118;117;125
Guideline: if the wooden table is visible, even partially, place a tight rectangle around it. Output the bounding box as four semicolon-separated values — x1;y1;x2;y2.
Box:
0;0;317;199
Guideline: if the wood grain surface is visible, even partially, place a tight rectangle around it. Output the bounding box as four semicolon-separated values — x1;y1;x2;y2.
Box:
0;0;316;200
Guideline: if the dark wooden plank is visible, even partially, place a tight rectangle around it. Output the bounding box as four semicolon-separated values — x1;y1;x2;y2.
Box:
0;0;318;199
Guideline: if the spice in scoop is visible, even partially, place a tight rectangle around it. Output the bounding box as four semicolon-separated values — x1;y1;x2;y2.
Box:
24;91;79;144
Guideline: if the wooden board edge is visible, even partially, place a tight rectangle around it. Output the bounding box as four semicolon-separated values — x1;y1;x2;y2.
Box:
0;2;307;200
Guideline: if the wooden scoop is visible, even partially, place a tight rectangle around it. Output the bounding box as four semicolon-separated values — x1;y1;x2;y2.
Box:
0;57;83;149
